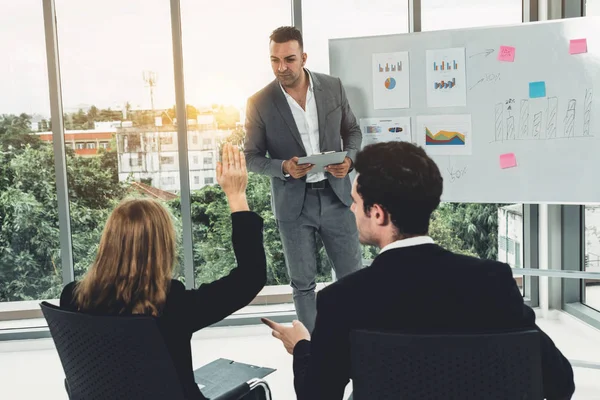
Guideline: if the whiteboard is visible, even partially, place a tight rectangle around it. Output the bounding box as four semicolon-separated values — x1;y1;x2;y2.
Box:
329;17;600;203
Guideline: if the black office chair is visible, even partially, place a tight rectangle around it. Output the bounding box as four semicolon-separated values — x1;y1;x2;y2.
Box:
40;302;272;400
349;329;543;400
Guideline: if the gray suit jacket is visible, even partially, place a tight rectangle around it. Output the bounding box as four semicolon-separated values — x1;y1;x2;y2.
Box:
244;70;362;222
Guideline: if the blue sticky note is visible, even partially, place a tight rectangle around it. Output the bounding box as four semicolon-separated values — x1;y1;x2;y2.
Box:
529;81;546;98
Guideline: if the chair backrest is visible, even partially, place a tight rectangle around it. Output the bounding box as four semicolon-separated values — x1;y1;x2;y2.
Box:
40;301;186;400
350;329;543;400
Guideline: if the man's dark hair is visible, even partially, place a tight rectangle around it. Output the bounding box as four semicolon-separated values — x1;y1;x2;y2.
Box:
354;142;443;236
270;26;303;50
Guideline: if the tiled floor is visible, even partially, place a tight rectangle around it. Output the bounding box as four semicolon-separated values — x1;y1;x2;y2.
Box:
0;311;599;399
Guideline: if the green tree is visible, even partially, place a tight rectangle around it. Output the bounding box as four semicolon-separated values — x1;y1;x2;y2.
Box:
0;114;41;149
0;122;127;301
433;203;501;259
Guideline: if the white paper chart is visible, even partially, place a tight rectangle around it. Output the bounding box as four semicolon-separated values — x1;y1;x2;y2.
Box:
425;47;467;108
359;117;412;147
372;52;410;110
416;114;472;156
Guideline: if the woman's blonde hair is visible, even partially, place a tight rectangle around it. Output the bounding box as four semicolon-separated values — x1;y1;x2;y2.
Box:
74;198;176;316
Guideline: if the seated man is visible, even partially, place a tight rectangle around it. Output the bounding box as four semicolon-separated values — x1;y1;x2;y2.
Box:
263;141;575;400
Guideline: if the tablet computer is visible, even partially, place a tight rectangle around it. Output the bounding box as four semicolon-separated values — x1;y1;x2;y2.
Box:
297;151;347;170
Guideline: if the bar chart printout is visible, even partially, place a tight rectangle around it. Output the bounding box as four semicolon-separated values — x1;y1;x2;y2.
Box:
426;47;467;107
372;51;410;109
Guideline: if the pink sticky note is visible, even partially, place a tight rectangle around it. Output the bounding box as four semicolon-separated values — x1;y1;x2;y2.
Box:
499;153;517;169
570;38;587;55
498;46;516;62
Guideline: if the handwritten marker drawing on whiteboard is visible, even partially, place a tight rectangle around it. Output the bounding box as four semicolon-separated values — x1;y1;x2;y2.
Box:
425;47;467;107
359;117;412;147
416;114;472;156
372;52;410;109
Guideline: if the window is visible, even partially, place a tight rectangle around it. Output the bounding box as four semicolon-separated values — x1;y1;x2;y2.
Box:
160;156;175;165
129;155;143;167
204;177;214;185
587;0;600;15
86;142;96;149
55;0;182;281
0;1;61;302
193;155;199;164
303;0;409;73
194;176;200;185
192;135;198;145
160;135;174;145
181;0;291;287
421;0;522;32
498;235;507;251
433;203;525;294
99;142;109;149
65;143;73;148
76;143;85;150
584;205;600;312
161;176;176;186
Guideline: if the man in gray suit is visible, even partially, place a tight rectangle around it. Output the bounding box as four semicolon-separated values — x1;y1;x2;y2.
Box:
244;26;362;333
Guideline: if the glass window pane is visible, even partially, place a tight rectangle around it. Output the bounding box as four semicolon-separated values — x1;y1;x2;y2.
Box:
584;205;600;312
422;0;522;32
0;2;62;301
587;0;600;16
303;0;409;73
181;0;291;287
433;203;525;295
55;0;184;283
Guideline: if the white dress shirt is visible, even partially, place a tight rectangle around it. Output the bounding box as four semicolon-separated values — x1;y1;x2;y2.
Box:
379;236;435;254
280;72;325;183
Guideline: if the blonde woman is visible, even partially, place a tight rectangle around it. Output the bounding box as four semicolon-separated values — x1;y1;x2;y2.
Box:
60;144;266;400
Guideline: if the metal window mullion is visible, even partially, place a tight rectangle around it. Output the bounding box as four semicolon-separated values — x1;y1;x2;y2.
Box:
408;0;422;33
524;204;539;307
169;0;195;289
292;0;303;33
42;0;74;285
523;0;540;22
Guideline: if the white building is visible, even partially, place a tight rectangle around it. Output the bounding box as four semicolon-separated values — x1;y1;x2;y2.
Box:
116;115;228;192
585;206;600;273
497;204;523;269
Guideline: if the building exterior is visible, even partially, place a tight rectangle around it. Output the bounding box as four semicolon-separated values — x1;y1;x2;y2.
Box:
37;128;115;157
116;114;227;192
585;206;600;274
497;204;523;269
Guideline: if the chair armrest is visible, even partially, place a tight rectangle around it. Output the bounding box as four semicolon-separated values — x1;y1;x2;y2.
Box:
211;378;272;400
247;378;272;400
211;382;250;400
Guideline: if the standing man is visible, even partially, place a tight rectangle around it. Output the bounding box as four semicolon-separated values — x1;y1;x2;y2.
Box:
244;26;363;333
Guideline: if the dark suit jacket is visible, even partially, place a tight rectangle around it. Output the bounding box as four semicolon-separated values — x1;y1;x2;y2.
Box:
244;70;362;222
60;212;267;400
293;243;575;400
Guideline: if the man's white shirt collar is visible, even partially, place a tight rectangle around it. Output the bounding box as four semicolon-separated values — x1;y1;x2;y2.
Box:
279;69;313;95
379;236;434;254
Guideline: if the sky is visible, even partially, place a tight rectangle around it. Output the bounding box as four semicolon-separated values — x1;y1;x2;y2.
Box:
1;0;525;117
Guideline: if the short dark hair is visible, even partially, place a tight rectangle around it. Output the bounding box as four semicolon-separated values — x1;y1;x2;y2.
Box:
354;142;443;236
270;26;303;50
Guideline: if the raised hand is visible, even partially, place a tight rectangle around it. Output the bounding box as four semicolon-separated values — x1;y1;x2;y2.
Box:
216;143;249;212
